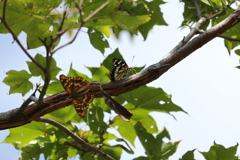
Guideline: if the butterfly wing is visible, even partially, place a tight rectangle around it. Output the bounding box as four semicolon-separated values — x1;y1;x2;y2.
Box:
59;74;94;118
72;93;94;117
60;74;89;95
110;58;131;81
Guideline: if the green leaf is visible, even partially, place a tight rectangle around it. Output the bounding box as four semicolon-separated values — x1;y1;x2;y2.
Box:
100;145;122;160
115;138;134;154
111;116;136;147
3;70;33;96
88;28;109;53
2;121;46;148
110;12;151;35
131;107;158;134
20;141;41;160
135;0;168;40
134;122;179;160
27;53;61;80
0;0;61;49
115;86;187;116
44;105;76;124
102;48;125;71
200;142;238;160
85;103;108;133
235;49;240;56
67;63;91;81
0;0;34;35
86;65;110;82
46;81;63;94
134;156;149;160
180;150;196;160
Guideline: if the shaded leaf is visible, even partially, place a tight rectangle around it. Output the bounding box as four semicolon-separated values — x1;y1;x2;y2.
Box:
134;122;179;160
200;142;238;160
179;149;196;160
88;28;109;53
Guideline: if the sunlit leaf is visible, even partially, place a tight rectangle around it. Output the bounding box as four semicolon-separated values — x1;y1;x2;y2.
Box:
2;122;46;148
3;70;33;96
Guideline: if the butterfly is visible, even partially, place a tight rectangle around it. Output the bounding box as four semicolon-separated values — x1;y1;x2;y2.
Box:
59;74;94;118
110;58;132;81
100;85;132;121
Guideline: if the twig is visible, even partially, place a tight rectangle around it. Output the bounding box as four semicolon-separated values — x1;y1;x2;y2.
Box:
166;17;207;56
64;141;90;152
35;117;115;160
100;84;132;121
51;1;110;54
0;0;45;71
14;84;40;118
217;35;240;42
192;0;202;18
208;0;236;19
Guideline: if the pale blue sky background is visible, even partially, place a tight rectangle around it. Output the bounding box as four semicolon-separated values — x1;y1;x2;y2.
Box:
1;1;240;160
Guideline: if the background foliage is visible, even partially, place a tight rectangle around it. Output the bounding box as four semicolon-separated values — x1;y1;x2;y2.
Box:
1;0;240;159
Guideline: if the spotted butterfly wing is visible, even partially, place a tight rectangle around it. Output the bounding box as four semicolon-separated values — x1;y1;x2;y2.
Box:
110;58;132;81
59;74;94;117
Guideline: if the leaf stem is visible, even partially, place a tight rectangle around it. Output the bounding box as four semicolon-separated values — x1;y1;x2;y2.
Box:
51;0;110;54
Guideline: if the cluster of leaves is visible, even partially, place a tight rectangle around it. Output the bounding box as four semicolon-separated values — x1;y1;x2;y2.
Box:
3;49;184;159
181;0;240;54
0;0;167;52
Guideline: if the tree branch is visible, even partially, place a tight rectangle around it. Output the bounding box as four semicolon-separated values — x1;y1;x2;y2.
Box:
0;0;46;71
35;117;115;160
0;4;240;130
208;0;237;20
217;35;240;42
192;0;202;18
51;0;110;54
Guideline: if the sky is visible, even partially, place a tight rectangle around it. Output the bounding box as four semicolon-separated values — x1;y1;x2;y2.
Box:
1;1;240;160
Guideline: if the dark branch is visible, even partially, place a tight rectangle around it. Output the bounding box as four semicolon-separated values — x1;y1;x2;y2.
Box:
217;35;240;42
35;117;115;160
192;0;202;18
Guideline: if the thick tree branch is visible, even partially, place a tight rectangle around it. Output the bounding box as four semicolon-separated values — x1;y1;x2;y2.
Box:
35;117;115;160
0;6;240;130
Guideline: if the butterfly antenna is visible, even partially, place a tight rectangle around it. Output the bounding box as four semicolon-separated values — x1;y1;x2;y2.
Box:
130;56;135;67
130;56;136;74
